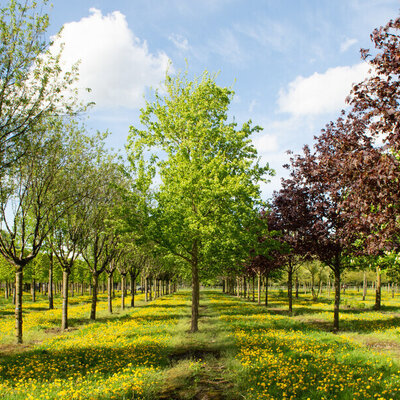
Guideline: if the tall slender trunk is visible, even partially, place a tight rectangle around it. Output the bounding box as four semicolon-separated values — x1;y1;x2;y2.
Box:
288;259;293;315
130;271;135;307
12;278;16;305
362;270;367;301
62;270;69;330
107;273;113;313
15;267;23;344
90;273;99;320
327;276;331;298
145;277;148;302
318;277;323;296
31;278;36;302
257;272;261;305
265;274;269;307
5;280;9;299
121;274;126;310
252;275;255;302
295;273;299;298
333;257;341;331
48;253;54;309
375;266;381;310
191;241;200;333
311;274;316;300
191;263;200;332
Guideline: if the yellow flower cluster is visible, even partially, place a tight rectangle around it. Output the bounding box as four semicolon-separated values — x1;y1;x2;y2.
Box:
234;327;399;399
0;293;186;399
211;293;400;400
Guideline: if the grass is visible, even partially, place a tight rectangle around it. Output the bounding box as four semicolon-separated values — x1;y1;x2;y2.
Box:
0;288;399;399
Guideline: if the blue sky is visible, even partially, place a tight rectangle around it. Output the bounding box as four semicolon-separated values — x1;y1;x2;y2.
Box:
46;0;400;200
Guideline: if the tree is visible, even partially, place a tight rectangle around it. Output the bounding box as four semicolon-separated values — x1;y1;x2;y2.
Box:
0;0;80;169
80;159;126;321
321;16;400;255
0;117;87;343
127;71;272;332
269;187;315;313
275;145;356;331
47;131;109;329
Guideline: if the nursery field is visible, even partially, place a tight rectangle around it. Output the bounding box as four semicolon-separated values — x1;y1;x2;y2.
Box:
0;289;400;399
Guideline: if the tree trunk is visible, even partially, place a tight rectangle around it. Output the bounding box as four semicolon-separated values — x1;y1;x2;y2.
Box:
12;279;16;305
90;273;99;320
15;268;23;344
107;273;113;314
375;266;381;310
363;270;367;301
265;274;269;307
5;280;9;300
145;277;148;302
191;242;200;333
295;273;299;299
318;278;323;297
130;271;135;307
327;276;331;298
311;274;316;300
252;275;255;302
62;270;69;330
121;274;126;310
257;272;261;305
333;260;341;331
31;278;36;302
48;253;54;310
288;260;293;315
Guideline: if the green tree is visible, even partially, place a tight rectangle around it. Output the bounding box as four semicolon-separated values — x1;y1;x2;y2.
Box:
0;0;80;168
47;131;110;330
127;71;273;332
0;117;88;343
80;158;126;321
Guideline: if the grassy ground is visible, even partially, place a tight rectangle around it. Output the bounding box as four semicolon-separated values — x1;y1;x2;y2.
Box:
0;288;399;399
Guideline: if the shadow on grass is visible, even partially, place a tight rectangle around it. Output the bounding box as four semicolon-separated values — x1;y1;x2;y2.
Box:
0;342;169;384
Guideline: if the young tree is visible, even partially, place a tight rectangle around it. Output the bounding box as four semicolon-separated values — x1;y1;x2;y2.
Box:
276;145;355;331
127;71;272;332
47;131;108;329
269;189;312;313
80;159;126;321
0;0;80;169
0;117;86;343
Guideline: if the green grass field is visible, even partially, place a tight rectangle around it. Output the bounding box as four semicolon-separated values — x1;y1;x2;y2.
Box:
0;288;399;399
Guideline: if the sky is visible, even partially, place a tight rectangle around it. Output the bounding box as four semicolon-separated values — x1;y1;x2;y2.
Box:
45;0;400;200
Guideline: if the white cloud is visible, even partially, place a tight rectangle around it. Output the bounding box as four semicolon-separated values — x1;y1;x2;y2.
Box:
168;33;190;51
252;133;278;154
277;63;370;116
51;8;171;109
340;38;358;52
